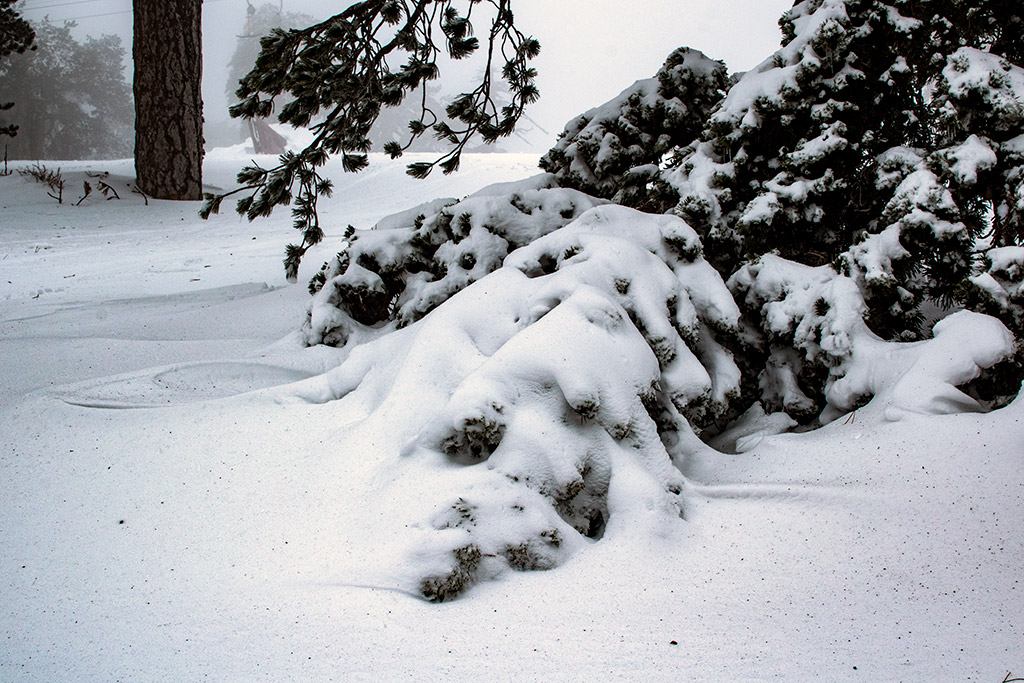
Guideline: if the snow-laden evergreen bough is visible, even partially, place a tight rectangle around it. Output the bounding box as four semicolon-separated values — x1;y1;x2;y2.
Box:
538;47;729;210
291;0;1023;599
667;0;1024;339
304;174;606;345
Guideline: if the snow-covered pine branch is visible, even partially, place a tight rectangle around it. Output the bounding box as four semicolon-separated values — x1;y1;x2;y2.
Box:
539;47;729;212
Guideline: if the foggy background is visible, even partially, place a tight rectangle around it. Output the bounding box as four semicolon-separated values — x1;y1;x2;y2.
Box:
16;0;793;152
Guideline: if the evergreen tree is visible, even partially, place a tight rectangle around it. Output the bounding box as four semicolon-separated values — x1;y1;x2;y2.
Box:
0;0;34;139
0;19;133;159
225;3;315;108
133;0;203;200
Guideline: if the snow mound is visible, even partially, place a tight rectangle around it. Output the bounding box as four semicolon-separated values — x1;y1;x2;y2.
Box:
831;310;1016;421
287;203;745;599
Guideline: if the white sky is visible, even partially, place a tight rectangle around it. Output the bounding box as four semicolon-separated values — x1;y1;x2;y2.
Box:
18;0;793;149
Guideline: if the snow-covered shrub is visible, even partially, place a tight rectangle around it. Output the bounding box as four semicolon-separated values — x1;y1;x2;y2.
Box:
539;48;728;211
284;0;1024;600
440;205;742;435
303;175;606;345
292;201;1017;600
730;254;1018;422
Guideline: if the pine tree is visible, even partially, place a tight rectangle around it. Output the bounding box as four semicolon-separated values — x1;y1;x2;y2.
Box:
133;0;203;200
0;0;34;139
664;0;1024;340
525;0;1024;422
0;19;133;160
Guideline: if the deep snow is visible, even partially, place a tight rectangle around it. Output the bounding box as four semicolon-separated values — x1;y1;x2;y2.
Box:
1;153;1023;681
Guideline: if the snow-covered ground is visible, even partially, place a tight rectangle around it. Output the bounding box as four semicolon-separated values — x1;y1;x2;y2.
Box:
1;153;1022;681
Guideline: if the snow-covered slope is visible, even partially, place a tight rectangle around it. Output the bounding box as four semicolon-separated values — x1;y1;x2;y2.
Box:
1;153;1022;681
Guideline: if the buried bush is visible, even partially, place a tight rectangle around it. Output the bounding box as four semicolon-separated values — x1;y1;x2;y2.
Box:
291;0;1024;600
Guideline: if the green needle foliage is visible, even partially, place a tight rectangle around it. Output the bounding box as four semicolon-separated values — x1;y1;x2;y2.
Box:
201;0;540;281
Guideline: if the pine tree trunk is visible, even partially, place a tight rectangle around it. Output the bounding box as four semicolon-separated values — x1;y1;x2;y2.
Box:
132;0;203;200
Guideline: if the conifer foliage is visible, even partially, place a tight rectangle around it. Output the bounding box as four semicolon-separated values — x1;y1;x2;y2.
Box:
202;0;541;281
0;0;32;59
539;48;729;211
301;0;1024;425
667;0;1024;340
304;176;606;345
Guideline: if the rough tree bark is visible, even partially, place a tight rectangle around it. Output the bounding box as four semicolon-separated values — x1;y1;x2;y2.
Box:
133;0;203;200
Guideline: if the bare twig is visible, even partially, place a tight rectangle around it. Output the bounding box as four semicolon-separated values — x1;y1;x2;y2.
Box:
18;163;65;203
85;172;121;200
97;180;120;199
76;181;93;205
132;184;149;205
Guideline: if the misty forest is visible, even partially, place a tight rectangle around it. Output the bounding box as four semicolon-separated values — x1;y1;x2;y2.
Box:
2;0;1023;680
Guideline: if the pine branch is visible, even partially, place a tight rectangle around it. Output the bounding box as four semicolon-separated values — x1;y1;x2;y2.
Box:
202;0;539;279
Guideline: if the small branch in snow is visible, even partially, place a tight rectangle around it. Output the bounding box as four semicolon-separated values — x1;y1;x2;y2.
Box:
18;163;65;204
76;181;92;206
132;184;149;206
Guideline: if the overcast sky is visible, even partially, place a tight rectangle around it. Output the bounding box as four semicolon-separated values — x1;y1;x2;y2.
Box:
19;0;793;149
